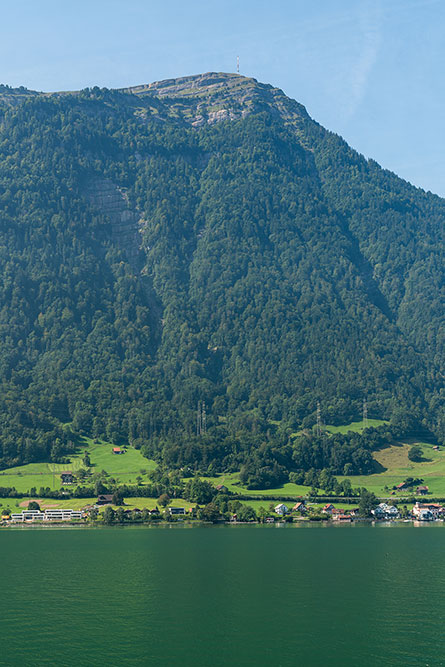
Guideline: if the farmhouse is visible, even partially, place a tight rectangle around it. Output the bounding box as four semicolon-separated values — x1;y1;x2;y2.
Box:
293;502;306;513
96;494;114;505
60;472;74;485
274;503;289;515
416;486;429;495
112;447;123;454
396;482;407;491
216;484;228;493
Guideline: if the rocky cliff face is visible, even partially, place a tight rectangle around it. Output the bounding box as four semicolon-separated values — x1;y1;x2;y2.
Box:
83;176;143;267
124;72;310;130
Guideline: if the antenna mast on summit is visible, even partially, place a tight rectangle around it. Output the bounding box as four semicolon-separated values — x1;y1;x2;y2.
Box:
237;56;240;73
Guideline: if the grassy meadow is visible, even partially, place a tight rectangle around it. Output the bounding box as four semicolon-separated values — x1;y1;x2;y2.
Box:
325;419;389;434
0;437;157;493
339;441;445;496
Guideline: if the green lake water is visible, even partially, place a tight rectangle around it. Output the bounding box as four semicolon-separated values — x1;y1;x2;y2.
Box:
1;523;445;666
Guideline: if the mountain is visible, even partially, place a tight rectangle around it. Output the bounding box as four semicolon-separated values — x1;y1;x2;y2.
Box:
0;72;443;473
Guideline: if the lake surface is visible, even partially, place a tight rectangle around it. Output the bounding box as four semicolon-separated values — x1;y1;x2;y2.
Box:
1;523;445;666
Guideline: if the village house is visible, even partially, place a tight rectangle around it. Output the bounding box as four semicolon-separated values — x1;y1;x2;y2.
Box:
274;503;289;515
168;507;186;515
60;472;74;485
372;503;399;520
293;502;306;514
412;502;444;520
322;503;335;514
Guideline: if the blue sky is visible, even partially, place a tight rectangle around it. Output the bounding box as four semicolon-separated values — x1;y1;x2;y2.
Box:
2;0;444;195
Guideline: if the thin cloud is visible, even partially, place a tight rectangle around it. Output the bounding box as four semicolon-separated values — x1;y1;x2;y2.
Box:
346;0;382;118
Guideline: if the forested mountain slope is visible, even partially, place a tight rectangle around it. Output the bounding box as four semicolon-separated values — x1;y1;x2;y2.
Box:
0;72;443;471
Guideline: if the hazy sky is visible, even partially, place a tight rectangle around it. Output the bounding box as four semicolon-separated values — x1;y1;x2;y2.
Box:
2;0;444;196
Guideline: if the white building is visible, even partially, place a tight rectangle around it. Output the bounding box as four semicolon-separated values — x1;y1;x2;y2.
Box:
10;509;83;522
412;502;443;520
274;503;289;515
372;503;399;519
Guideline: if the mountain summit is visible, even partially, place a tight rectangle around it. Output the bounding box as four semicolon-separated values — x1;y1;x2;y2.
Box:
0;73;443;468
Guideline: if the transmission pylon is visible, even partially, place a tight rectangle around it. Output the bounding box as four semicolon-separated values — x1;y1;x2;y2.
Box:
202;402;207;435
363;399;369;428
316;402;322;437
196;401;202;436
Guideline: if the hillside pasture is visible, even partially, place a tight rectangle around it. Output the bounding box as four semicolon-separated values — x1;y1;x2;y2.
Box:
0;437;157;493
202;472;310;498
325;419;388;434
339;441;445;496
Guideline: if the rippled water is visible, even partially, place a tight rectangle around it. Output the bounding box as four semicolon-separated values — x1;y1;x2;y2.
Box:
1;523;445;666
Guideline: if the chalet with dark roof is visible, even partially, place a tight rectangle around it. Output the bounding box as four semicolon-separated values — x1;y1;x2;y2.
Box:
96;494;113;505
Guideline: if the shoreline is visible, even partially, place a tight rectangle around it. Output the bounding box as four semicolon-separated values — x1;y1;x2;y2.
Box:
1;518;442;530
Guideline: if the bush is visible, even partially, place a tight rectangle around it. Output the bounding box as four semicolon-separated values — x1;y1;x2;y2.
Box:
408;446;423;462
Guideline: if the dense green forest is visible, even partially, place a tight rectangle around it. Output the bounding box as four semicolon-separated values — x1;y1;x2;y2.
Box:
0;73;443;481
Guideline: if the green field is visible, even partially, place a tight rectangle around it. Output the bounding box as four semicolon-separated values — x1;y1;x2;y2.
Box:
201;472;309;498
325;419;388;434
339;441;445;496
0;437;157;493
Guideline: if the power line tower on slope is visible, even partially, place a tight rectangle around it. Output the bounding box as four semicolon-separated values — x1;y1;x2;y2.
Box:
202;402;207;435
196;401;202;437
363;399;369;429
316;402;322;437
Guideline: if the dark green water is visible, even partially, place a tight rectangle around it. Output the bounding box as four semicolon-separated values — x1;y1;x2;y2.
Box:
1;523;445;666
